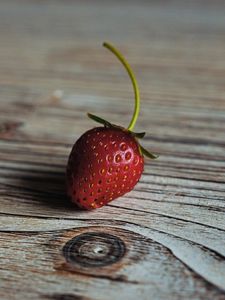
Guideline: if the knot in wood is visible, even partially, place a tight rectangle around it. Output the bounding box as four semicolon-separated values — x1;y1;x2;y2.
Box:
63;232;126;268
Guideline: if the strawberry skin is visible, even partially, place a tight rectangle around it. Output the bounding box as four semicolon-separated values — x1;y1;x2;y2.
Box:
66;126;144;210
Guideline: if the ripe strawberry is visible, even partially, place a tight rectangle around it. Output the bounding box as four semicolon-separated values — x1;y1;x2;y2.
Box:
67;124;144;209
66;42;157;210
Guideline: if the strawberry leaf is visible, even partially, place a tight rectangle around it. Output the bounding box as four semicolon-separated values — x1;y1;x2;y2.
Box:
131;131;146;139
139;145;158;159
87;113;112;128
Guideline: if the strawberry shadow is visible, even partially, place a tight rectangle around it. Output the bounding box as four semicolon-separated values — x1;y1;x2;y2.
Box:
17;166;84;213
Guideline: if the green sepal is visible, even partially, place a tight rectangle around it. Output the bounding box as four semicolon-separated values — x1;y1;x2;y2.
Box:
88;113;146;138
139;145;158;159
87;113;112;128
88;112;158;160
131;131;146;139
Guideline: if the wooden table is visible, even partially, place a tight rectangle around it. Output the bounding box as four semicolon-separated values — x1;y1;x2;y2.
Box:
1;1;225;299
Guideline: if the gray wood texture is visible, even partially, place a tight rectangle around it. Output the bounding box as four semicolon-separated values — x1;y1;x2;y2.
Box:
0;0;225;299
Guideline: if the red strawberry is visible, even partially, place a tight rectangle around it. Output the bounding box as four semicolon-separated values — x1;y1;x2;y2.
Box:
66;42;157;210
66;125;144;209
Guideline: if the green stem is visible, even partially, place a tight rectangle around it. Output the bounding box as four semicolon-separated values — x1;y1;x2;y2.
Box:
103;42;140;131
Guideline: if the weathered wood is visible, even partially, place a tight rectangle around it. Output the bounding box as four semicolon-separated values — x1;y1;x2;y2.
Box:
0;0;225;299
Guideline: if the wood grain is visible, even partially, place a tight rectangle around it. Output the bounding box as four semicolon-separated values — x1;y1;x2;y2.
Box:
0;0;225;299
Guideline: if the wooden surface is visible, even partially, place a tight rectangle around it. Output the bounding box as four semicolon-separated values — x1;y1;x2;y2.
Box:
0;1;225;299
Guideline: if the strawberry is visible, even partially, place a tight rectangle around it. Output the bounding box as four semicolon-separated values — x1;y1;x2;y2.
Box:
66;123;144;210
66;42;157;210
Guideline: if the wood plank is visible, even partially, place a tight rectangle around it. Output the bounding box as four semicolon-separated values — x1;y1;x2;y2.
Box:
0;0;225;299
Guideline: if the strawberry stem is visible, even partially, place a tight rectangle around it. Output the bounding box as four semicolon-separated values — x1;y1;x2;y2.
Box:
103;42;140;131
